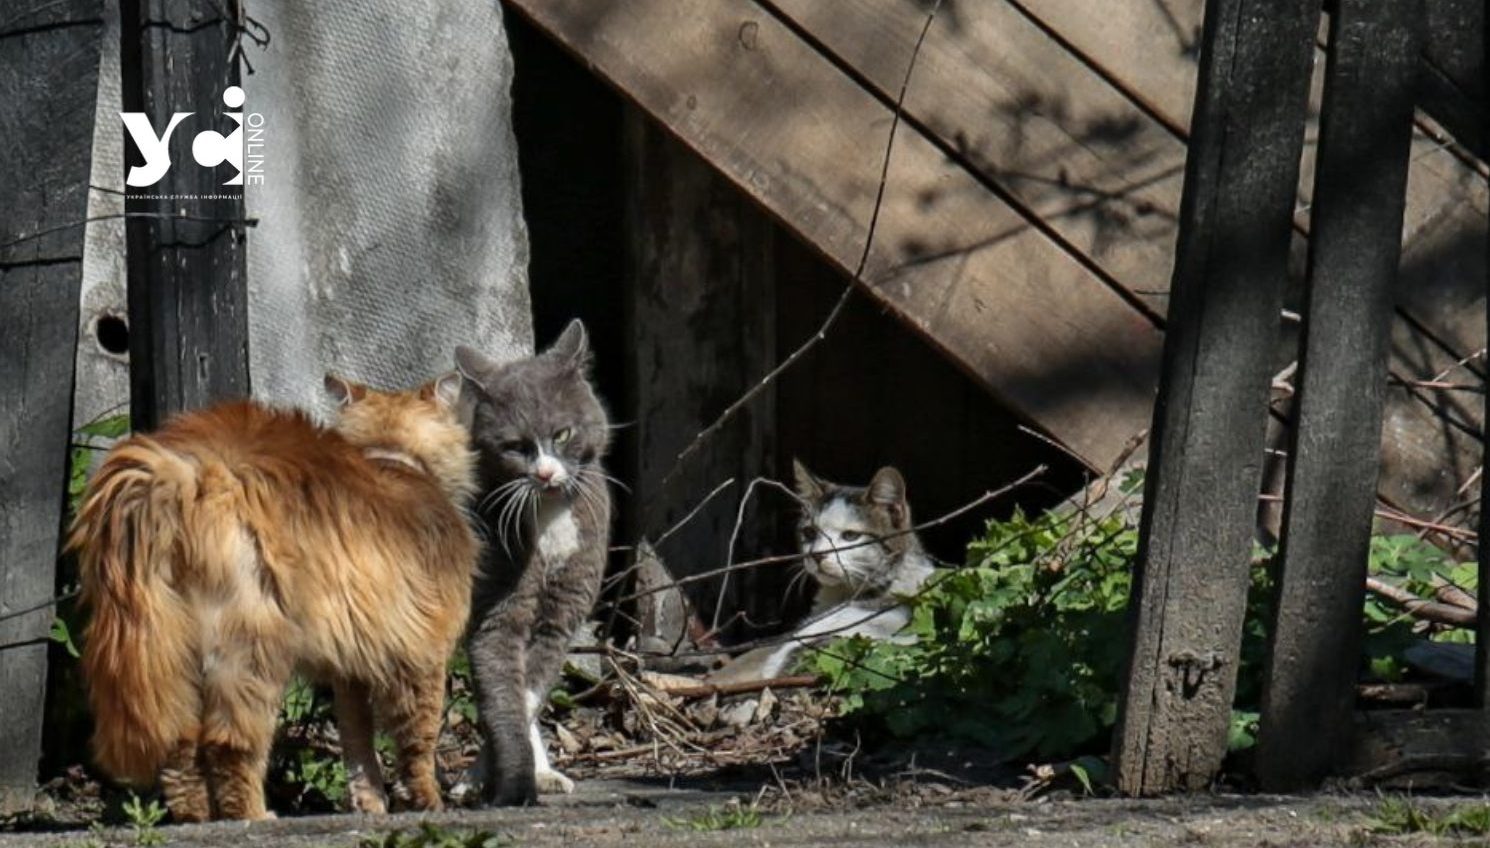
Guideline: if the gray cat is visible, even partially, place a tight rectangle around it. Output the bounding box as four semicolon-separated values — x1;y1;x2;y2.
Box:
708;461;935;684
455;320;612;806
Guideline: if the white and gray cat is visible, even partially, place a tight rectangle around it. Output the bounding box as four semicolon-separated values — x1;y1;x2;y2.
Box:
708;460;935;684
456;321;612;806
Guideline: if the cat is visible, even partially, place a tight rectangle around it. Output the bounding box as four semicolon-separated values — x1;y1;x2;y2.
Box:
69;374;477;821
707;461;935;684
455;319;613;806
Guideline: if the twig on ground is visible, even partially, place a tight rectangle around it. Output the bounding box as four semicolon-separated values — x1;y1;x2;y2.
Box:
657;675;821;700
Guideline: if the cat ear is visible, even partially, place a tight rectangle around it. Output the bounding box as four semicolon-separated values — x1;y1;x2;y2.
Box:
868;466;909;526
426;371;463;409
454;345;499;383
793;459;825;502
545;319;591;371
323;373;366;406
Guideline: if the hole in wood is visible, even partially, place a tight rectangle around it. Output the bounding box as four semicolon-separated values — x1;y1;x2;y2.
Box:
94;313;130;357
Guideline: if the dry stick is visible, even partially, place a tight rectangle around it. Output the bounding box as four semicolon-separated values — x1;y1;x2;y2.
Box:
612;465;1046;609
1365;576;1477;628
602;477;738;594
606;468;1051;680
570;465;1048;670
651;675;821;701
1375;505;1478;543
712;477;801;632
650;0;944;503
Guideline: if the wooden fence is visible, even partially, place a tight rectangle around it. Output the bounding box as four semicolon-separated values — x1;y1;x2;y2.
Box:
0;0;1486;806
0;0;246;808
1114;0;1483;793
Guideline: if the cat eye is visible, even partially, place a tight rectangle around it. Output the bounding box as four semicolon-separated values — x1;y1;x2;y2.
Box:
554;427;573;445
799;526;818;542
499;440;528;456
840;530;863;543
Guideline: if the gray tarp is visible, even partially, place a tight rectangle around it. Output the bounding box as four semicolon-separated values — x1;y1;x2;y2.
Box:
77;0;533;425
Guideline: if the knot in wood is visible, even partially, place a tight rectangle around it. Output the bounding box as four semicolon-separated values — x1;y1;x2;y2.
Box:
1166;650;1227;698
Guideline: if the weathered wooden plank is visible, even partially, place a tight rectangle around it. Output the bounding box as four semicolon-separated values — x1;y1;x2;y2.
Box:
1346;709;1490;784
503;0;1166;471
623;108;780;637
1020;0;1488;532
1256;0;1422;791
121;0;250;429
1478;0;1490;711
0;0;104;811
764;0;1182;316
1113;0;1321;796
1418;0;1484;155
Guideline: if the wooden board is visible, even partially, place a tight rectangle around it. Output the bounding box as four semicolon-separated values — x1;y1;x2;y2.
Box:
764;0;1182;317
122;0;250;428
1113;0;1321;796
1256;0;1422;790
1016;0;1489;529
1346;708;1490;784
623;109;780;637
502;0;1167;471
0;0;103;810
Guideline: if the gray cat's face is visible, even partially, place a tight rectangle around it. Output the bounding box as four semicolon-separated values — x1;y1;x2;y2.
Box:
456;321;611;528
793;461;913;593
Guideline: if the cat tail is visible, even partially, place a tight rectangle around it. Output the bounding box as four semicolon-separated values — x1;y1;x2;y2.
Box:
69;436;201;786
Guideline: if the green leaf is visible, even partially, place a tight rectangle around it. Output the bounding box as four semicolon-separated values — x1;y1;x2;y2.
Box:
50;617;80;658
78;413;130;440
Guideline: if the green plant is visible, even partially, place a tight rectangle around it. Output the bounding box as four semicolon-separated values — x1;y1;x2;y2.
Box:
53;412;129;664
50;614;81;658
121;793;167;846
360;823;512;848
805;506;1137;760
663;800;765;832
282;746;349;806
1367;797;1490;836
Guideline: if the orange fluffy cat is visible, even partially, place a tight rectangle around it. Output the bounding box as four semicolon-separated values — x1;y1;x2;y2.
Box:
68;374;478;821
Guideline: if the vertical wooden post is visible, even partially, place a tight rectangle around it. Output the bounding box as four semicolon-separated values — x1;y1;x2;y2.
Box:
1477;0;1490;712
1113;0;1321;795
1256;0;1423;790
0;0;104;811
624;108;778;633
121;0;250;429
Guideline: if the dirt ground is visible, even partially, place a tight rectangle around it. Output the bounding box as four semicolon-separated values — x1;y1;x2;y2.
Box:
4;778;1489;847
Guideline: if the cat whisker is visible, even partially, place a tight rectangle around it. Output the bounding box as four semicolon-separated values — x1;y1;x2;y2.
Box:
494;484;529;558
476;480;513;515
583;467;631;494
571;475;607;523
478;478;525;517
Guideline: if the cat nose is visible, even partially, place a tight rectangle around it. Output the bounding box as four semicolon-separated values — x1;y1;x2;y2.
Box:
534;456;565;485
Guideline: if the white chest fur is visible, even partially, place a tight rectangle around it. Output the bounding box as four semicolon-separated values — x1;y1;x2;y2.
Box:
535;503;580;561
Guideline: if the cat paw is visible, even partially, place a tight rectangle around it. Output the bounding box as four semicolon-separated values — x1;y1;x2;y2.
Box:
348;784;389;815
535;768;575;795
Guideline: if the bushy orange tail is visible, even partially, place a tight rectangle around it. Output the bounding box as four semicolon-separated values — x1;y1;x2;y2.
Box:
68;438;201;785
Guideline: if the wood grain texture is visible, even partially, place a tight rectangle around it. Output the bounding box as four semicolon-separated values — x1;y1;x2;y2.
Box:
1256;0;1423;791
1346;708;1490;784
0;0;104;809
624;109;780;636
122;0;249;429
763;0;1182;317
503;0;1166;471
1112;0;1321;796
1016;0;1488;534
